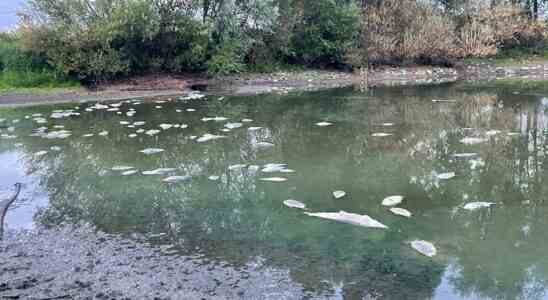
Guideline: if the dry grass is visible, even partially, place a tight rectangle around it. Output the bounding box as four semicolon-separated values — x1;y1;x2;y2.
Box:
346;1;547;67
366;0;457;65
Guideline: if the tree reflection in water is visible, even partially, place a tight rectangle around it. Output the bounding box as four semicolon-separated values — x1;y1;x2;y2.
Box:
0;83;547;299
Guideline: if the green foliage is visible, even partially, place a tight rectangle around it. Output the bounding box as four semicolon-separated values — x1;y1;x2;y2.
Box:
0;70;79;89
24;0;208;83
0;32;46;73
207;41;246;76
289;0;360;67
1;0;547;86
0;32;78;89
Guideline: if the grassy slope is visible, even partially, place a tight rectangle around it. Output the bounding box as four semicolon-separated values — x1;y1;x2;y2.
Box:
0;70;81;94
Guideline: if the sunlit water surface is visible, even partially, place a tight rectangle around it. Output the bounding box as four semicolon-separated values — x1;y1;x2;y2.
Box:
1;84;547;299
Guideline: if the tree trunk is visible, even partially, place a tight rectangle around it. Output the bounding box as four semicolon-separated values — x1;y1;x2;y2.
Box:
0;183;22;240
359;0;370;92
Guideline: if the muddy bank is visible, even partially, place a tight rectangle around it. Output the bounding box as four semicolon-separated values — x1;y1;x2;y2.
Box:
462;62;548;81
208;67;459;95
1;62;547;107
0;67;459;107
0;224;308;299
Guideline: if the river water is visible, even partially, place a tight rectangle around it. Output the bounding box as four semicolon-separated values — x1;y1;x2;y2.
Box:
1;83;547;299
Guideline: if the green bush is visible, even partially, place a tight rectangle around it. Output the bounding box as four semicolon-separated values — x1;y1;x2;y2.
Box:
0;70;79;89
7;0;547;84
206;42;246;76
0;32;77;89
23;0;208;83
289;0;360;67
0;32;48;73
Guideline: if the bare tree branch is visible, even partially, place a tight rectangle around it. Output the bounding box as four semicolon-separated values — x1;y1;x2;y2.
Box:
0;183;23;240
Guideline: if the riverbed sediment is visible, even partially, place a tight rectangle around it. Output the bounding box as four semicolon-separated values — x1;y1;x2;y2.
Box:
0;224;307;299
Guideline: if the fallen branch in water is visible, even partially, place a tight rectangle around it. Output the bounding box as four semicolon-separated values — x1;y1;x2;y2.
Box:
0;183;22;240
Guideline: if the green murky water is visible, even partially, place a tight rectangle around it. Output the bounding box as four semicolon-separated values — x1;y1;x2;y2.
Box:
1;83;547;299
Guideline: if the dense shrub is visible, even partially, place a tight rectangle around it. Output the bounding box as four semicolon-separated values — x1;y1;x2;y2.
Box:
347;0;457;67
0;32;47;73
457;19;497;57
207;41;246;76
289;0;360;67
0;0;545;86
455;4;547;57
0;32;77;88
21;0;208;83
356;1;547;64
398;3;456;65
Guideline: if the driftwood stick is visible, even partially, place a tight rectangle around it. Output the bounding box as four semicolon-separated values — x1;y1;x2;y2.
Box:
0;183;22;240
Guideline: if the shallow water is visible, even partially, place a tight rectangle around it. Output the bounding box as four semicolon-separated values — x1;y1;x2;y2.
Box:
1;83;547;299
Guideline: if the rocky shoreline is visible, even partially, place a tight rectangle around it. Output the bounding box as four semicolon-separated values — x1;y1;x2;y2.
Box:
0;65;486;107
2;62;548;107
462;62;548;82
